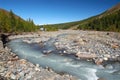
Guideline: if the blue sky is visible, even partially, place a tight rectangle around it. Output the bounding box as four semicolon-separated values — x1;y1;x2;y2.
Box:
0;0;119;25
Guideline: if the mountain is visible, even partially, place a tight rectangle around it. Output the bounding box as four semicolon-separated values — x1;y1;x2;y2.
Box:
44;3;120;32
0;8;39;33
107;3;120;13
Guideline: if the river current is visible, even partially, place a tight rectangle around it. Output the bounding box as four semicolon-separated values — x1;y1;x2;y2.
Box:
7;36;120;80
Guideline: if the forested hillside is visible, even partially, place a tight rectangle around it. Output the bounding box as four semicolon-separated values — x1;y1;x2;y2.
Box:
44;3;120;32
77;10;120;32
0;9;39;33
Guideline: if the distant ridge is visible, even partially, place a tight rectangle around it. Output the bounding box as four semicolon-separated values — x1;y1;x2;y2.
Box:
44;3;120;32
107;3;120;13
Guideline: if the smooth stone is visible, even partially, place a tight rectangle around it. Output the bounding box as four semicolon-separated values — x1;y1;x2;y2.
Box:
103;57;108;61
117;57;120;61
19;76;24;80
0;67;6;73
63;51;67;53
10;73;16;79
17;68;22;72
98;77;106;80
5;71;11;78
95;58;103;65
12;69;17;75
36;64;39;67
25;74;32;79
19;59;27;64
105;64;113;69
19;71;25;77
35;67;41;71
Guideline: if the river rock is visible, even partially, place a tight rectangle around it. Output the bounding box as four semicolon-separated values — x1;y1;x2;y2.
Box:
76;52;97;59
0;67;6;73
36;64;39;67
25;74;32;79
0;75;7;80
10;73;16;79
103;57;108;61
105;64;113;69
0;40;3;50
5;71;11;78
98;77;106;80
35;67;41;71
111;43;119;49
117;56;120;61
19;59;27;64
95;58;103;65
19;71;25;77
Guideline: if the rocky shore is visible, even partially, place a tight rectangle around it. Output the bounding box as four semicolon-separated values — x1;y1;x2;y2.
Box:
1;30;120;80
10;30;120;65
0;34;77;80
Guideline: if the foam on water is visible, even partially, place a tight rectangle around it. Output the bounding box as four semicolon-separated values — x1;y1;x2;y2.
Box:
65;62;81;68
84;68;98;80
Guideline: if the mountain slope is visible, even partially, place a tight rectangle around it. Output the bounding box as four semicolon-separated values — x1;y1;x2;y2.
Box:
77;3;120;32
107;3;120;13
0;8;38;33
44;3;120;32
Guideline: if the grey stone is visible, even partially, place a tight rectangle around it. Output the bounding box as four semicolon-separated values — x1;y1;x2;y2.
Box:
36;64;39;67
35;67;41;71
0;67;6;73
105;64;113;69
25;74;32;79
19;71;25;77
10;73;16;79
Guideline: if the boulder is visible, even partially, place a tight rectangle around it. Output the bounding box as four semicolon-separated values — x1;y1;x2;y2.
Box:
105;64;113;69
76;52;97;59
95;58;103;65
111;43;119;49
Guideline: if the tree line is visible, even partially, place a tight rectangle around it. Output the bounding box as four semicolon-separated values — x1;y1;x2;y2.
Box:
0;10;39;33
77;10;120;32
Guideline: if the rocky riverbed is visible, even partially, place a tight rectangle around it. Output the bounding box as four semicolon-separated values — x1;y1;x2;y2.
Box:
0;34;77;80
10;30;120;65
1;30;120;80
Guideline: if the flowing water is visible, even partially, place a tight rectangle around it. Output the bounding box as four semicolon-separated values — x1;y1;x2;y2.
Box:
7;36;120;80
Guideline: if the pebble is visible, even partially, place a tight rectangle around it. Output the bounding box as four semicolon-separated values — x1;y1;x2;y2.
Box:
103;57;108;61
35;67;41;71
0;67;6;73
10;73;16;79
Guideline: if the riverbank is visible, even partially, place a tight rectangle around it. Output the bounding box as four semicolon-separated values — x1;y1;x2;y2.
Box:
9;30;120;65
0;34;77;80
1;30;120;80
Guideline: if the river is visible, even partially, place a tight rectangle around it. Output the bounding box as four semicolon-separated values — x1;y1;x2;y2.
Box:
7;34;120;80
